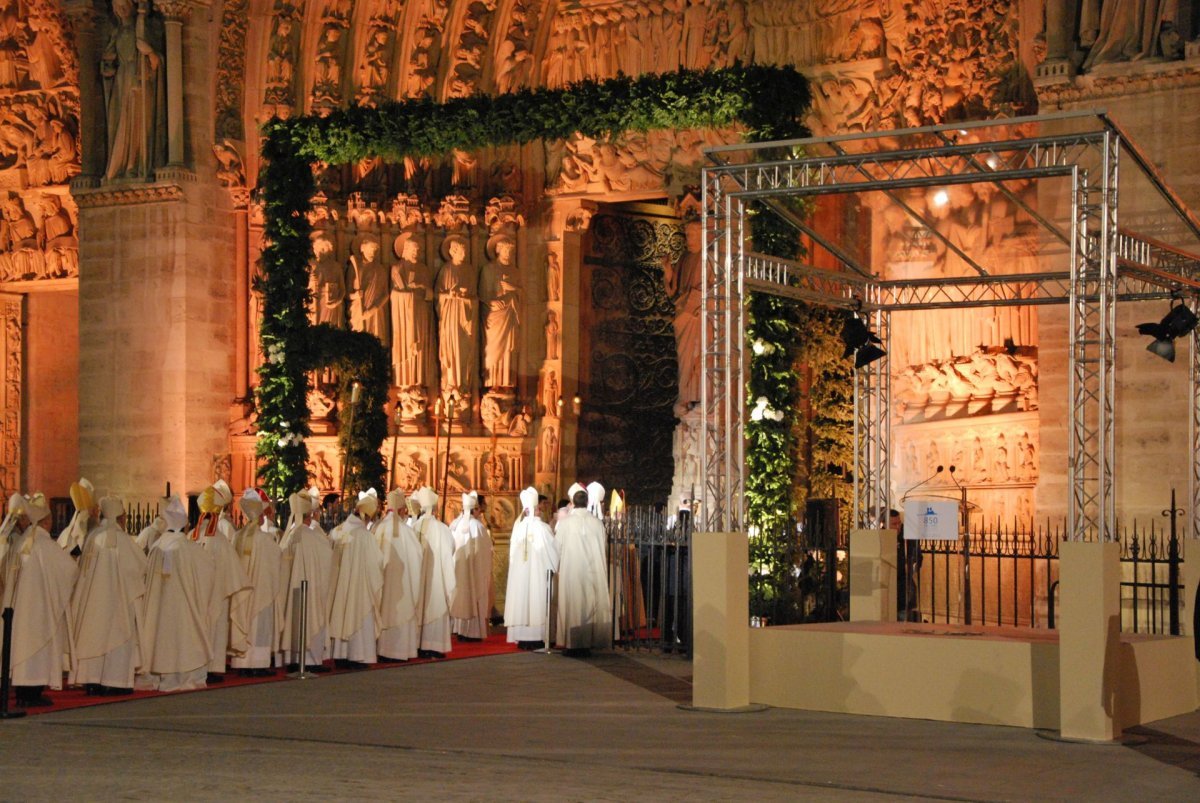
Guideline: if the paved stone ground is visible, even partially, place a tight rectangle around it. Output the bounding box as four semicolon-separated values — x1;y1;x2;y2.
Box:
2;651;1199;801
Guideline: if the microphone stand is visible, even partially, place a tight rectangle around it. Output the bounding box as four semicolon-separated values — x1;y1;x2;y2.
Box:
900;465;944;502
948;466;971;625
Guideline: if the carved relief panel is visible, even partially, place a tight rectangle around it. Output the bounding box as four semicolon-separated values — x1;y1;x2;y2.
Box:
0;292;20;501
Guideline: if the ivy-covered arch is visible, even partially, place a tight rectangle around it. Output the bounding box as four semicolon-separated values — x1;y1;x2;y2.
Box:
254;65;812;500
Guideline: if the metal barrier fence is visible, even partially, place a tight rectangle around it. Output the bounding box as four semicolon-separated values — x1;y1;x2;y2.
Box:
605;507;692;654
915;518;1184;634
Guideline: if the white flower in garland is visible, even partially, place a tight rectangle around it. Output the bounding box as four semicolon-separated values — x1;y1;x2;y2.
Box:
751;338;776;356
750;396;786;423
265;342;286;365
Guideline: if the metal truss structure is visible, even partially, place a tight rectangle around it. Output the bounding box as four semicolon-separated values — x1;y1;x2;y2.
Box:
701;111;1200;542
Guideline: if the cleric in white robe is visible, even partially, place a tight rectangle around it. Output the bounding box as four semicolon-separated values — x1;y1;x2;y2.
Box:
56;477;96;555
554;485;613;654
135;513;167;552
0;493;78;706
278;491;334;670
69;495;147;694
327;490;384;667
193;480;250;681
374;489;425;661
412;486;456;657
230;489;285;674
449;491;493;641
137;496;216;692
504;487;560;647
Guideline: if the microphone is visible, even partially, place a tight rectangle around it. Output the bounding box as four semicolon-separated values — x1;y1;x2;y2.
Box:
947;465;964;488
902;465;943;500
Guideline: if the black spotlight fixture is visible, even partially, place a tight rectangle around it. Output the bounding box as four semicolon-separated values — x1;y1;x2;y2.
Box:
840;308;886;368
1137;298;1199;363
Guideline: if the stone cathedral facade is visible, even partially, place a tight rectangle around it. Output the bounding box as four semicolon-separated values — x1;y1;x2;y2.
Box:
0;0;1198;534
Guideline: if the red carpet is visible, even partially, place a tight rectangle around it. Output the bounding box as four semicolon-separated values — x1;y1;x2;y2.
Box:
5;632;519;717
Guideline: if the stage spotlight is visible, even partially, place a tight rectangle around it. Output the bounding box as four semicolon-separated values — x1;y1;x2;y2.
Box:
855;343;888;368
1137;300;1198;362
931;189;950;208
840;312;886;367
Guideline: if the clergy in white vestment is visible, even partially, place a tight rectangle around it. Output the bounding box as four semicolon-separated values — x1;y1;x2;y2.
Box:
69;495;147;694
56;477;96;555
504;487;560;647
412;486;456;657
305;486;327;538
278;491;334;670
405;496;421;528
449;491;492;641
0;493;78;706
137;496;215;692
135;514;167;552
327;490;384;667
229;489;284;674
375;489;425;661
192;480;250;681
554;486;612;654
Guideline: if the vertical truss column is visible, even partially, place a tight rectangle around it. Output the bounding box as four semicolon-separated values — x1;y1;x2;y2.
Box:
1067;134;1119;542
853;301;890;529
700;170;745;532
1191;329;1200;542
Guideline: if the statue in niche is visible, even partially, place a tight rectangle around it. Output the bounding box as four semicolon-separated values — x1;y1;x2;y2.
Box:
545;310;560;360
390;232;435;389
311;233;346;328
715;0;750;67
540;427;558;472
540;369;558;415
0;194;36;251
546;251;561;301
665;219;702;414
1081;0;1175;70
435;234;478;398
350;237;390;346
38;195;74;248
311;23;344;103
993;433;1011;483
102;0;165;180
265;17;296;93
480;234;521;389
357;27;390;102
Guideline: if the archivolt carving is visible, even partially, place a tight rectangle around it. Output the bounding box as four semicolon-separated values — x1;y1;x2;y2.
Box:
445;0;499;99
493;0;539;93
215;0;249;141
405;0;452;99
263;1;301;118
0;295;20;501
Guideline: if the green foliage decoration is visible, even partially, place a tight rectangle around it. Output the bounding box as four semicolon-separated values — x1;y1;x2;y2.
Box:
255;65;812;499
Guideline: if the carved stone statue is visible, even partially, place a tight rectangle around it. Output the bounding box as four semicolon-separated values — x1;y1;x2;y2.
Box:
311;233;346;328
390;232;435;388
667;219;702;413
350;237;390;346
1081;0;1173;70
479;234;520;389
545;310;560;360
435;234;478;397
546;250;562;301
102;0;165;180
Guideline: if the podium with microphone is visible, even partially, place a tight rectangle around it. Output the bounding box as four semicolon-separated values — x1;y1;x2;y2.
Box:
900;465;978;624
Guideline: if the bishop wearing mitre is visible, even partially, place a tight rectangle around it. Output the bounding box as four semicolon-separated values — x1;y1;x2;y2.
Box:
278;490;334;671
230;489;284;676
138;496;216;692
411;486;456;658
448;490;492;641
328;490;384;667
374;489;425;662
69;495;147;695
193;480;250;682
0;492;77;706
504;487;560;648
554;483;612;655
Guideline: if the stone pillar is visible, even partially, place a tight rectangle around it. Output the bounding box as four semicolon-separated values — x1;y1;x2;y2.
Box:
63;0;109;185
692;532;750;710
1036;0;1075;84
1058;539;1121;741
229;188;250;404
849;529;898;622
157;1;192;167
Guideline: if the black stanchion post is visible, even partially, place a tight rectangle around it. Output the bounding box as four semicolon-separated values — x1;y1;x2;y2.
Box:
1;607;27;719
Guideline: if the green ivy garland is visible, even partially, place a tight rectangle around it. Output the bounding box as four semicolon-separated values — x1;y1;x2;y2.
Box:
255;65;812;500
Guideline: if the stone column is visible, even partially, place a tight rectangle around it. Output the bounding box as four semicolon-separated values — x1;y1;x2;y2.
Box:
63;0;109;185
1036;0;1075;84
156;0;192;167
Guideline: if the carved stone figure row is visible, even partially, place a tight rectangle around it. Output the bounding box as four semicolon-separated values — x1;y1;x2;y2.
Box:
0;97;78;186
899;426;1039;489
308;227;525;403
893;351;1039;423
